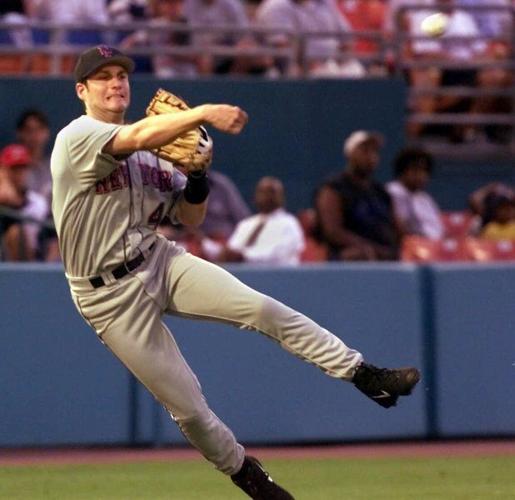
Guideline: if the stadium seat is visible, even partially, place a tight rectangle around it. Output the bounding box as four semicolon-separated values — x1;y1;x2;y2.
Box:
401;236;469;262
297;208;329;262
441;211;476;238
300;237;328;262
465;238;515;262
0;30;24;73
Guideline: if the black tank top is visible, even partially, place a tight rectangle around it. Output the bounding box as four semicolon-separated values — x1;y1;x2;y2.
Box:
317;172;398;252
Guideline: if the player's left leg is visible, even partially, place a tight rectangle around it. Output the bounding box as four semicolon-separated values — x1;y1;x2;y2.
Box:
164;252;419;407
165;252;363;380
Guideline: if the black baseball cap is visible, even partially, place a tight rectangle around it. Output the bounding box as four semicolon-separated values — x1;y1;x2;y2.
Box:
74;45;135;82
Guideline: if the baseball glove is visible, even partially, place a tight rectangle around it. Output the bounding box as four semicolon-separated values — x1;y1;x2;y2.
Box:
145;88;213;174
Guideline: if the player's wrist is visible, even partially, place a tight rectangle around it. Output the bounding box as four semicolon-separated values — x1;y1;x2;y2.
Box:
195;104;214;124
184;171;209;204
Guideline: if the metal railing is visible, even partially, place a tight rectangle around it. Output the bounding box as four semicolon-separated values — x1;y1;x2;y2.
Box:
0;4;513;159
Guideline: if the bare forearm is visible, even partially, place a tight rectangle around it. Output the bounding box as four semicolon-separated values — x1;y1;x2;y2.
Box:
176;197;208;226
114;107;206;154
107;103;247;156
324;226;372;249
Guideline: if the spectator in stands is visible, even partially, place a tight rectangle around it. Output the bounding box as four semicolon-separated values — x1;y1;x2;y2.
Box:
202;176;305;265
337;0;387;56
457;0;512;39
184;0;264;75
0;0;25;17
468;182;515;232
386;147;444;240
26;0;108;24
480;195;515;241
0;0;33;70
394;0;488;141
200;169;251;240
0;144;48;261
465;41;513;144
108;0;150;23
27;0;110;49
315;130;400;260
120;0;199;78
255;0;364;77
15;108;59;261
405;0;487;60
16;109;51;202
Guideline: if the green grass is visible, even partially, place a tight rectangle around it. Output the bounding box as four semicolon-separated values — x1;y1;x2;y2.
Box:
1;456;514;499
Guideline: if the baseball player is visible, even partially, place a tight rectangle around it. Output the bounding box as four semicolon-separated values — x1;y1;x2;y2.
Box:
51;45;420;500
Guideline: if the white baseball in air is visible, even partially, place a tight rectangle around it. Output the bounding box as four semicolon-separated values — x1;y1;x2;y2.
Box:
420;12;449;37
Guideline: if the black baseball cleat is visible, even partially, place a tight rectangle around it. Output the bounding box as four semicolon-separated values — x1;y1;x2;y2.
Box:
352;363;421;409
231;456;295;499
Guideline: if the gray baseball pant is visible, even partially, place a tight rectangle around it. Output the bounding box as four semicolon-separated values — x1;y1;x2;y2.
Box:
68;238;363;475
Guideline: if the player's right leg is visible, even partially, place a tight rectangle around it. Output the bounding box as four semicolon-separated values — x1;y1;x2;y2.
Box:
71;273;296;498
69;274;245;476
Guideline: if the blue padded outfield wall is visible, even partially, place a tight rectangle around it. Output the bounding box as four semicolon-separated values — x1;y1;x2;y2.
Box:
1;263;514;447
1;77;513;212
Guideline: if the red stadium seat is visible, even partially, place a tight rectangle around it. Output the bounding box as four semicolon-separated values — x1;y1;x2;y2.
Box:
297;209;329;262
441;211;476;238
300;237;329;262
0;54;26;73
401;236;469;262
465;238;515;262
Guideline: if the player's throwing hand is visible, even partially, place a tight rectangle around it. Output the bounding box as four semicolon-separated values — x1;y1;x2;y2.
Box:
200;104;248;134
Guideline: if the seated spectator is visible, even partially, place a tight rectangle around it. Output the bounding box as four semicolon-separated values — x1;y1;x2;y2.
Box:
337;0;387;56
457;0;512;40
465;42;513;144
0;0;32;48
16;109;51;202
27;0;109;47
386;147;444;240
15;108;59;260
256;0;360;77
468;182;514;232
120;0;199;78
184;0;265;75
0;0;33;73
0;144;48;261
27;0;108;24
108;0;150;23
26;0;110;72
394;0;488;141
199;169;251;241
203;176;305;265
315;130;400;260
480;195;515;241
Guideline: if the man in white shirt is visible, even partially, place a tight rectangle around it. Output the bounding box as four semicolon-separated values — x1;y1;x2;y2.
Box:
386;147;444;240
203;176;305;264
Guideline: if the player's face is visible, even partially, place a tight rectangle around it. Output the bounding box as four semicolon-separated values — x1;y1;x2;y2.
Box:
76;65;130;122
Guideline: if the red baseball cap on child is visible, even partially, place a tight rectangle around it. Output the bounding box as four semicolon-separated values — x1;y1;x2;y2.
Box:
0;144;31;168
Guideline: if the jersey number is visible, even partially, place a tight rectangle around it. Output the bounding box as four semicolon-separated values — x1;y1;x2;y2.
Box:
148;203;165;226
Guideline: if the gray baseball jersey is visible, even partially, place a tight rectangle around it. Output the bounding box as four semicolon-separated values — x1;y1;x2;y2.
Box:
51;113;363;476
52;115;185;277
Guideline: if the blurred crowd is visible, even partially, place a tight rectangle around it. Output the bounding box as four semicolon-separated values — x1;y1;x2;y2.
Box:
1;1;513;147
1;107;513;264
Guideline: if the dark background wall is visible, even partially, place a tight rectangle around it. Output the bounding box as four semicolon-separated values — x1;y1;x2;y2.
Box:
1;77;512;213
